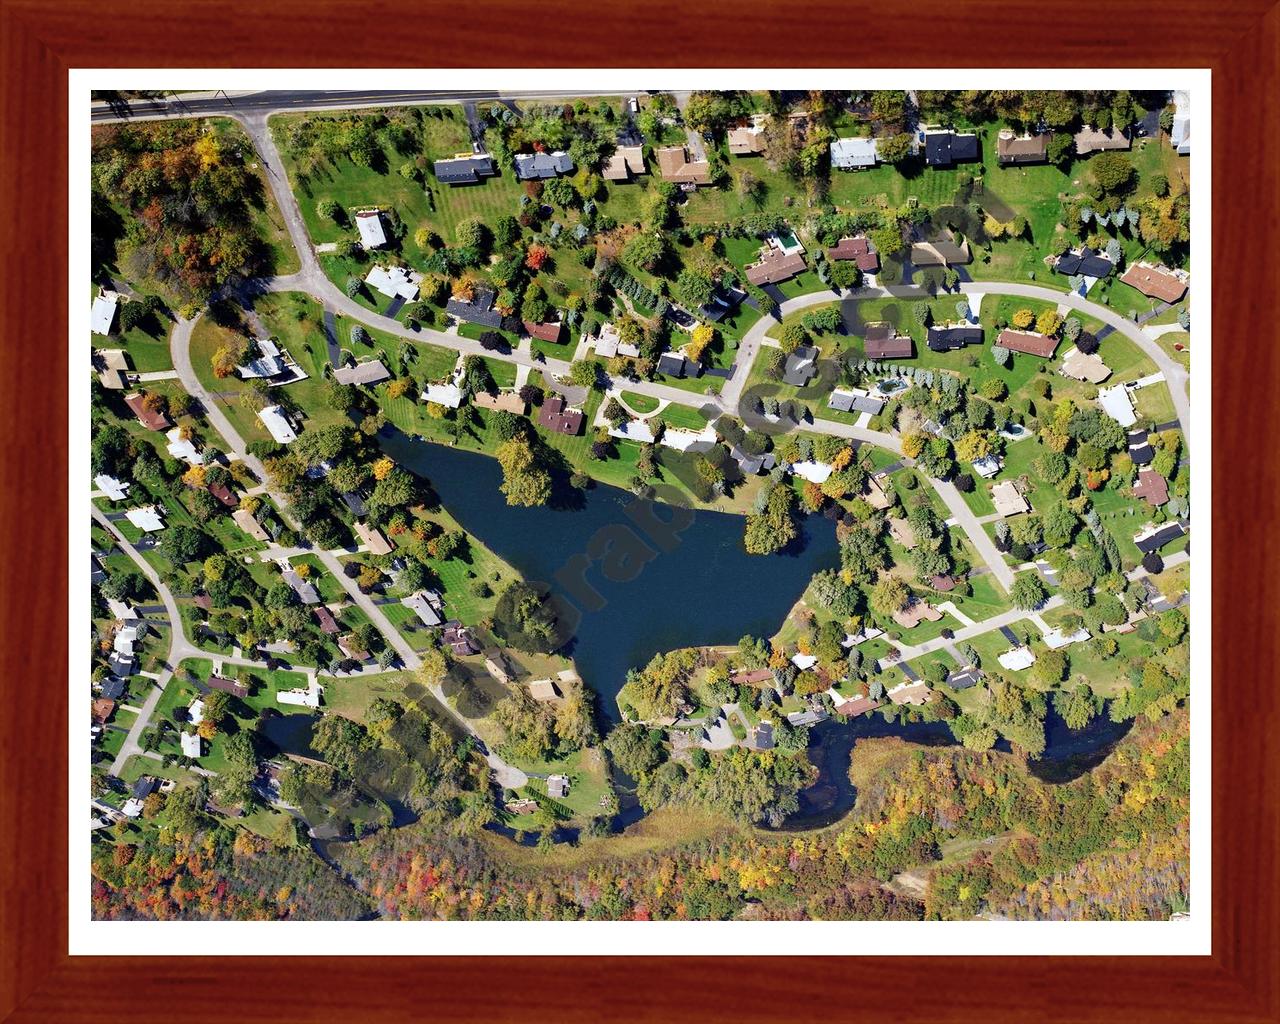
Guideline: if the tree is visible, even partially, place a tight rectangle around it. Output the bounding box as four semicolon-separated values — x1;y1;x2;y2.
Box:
1091;152;1136;195
871;576;910;617
869;225;904;258
1142;551;1164;575
623;232;667;273
566;359;602;391
416;647;451;688
1047;132;1075;165
875;132;914;164
1011;308;1036;330
495;436;552;508
1010;571;1049;610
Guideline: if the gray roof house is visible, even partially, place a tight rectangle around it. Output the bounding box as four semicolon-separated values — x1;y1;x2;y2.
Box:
730;446;777;476
830;136;879;170
657;352;700;378
782;346;819;387
281;569;320;605
446;286;513;331
434;153;497;185
515;151;574;180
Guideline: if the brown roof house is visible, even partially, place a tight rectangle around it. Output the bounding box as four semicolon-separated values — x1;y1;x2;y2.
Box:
997;329;1059;359
892;599;943;630
1132;469;1170;507
123;392;171;431
522;319;564;343
1073;125;1130;155
537;395;584;435
863;323;913;360
655;145;712;186
601;144;646;182
96;349;130;390
744;246;807;287
473;390;527;415
207;674;250;699
827;236;879;273
1119;262;1190;304
996;130;1048;165
354;521;393;556
727;115;768;156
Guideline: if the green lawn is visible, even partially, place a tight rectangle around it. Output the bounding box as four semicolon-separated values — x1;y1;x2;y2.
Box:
657;404;709;432
620;390;660;414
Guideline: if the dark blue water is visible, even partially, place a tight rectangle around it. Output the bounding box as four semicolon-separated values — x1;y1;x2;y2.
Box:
378;430;840;720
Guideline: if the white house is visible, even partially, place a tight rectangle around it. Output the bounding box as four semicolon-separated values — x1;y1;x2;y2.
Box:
91;291;119;335
354;209;388;249
277;675;323;709
791;652;818;671
608;419;656;444
660;425;718;454
94;474;130;501
365;264;420;301
972;455;1003;479
830;136;879;170
1042;626;1091;650
258;405;298;444
188;698;206;725
422;382;463;409
997;646;1036;671
125;505;165;532
165;427;204;465
790;460;833;484
1098;385;1137;427
180;732;202;758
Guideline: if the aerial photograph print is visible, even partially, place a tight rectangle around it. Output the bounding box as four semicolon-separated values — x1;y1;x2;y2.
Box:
86;84;1194;925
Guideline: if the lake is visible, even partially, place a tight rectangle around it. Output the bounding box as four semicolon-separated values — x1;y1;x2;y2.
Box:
378;429;840;719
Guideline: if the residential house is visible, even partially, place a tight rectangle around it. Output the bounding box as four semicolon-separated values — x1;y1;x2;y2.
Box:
107;597;138;620
827;235;879;273
1054;246;1114;280
863;323;913;359
892;599;943;630
472;390;527;414
930;574;958;592
180;732;202;758
591;321;640;359
336;634;369;662
657;351;699;378
609;419;656;444
505;798;539;815
698;285;747;323
340;490;368;517
1060;348;1112;384
92;697;116;725
258;405;297;444
165;427;203;465
730;446;776;476
433;152;497;185
547;775;570;799
926;323;983;352
207;482;238;508
313;605;341;635
281;568;320;605
365;265;420;301
1132;469;1170;507
333;359;391;386
123;393;171;431
946;666;983;690
441;622;480;656
996;130;1048;165
354;209;388;249
744;246;807;287
207;674;250;699
908;227;972;267
231;508;269;542
791;652;818;671
1134;521;1186;554
830;136;879;170
94;474;129;501
98;676;126;700
887;680;932;705
277;676;324;708
1170;90;1191;155
91;290;119;335
863;474;893;510
1127;429;1155;465
601;144;646;182
728;114;768;156
972;454;1003;478
998;646;1036;671
446;286;512;331
95;348;130;389
997;329;1059;359
834;694;881;717
188;698;205;725
746;721;775;751
991;480;1030;517
827;388;884;415
236;336;287;379
782;346;819;387
655;145;712;186
923;127;980;167
354;521;393;556
1042;626;1091;650
403;590;444;627
522;319;564;344
514;151;573;180
888;517;917;549
537;395;584;435
789;460;832;484
1120;262;1190;303
1073;125;1130;155
1098;384;1137;427
528;678;562;702
422;379;464;409
124;505;164;532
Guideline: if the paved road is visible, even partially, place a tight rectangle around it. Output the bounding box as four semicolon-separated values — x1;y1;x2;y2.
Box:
91;89;642;124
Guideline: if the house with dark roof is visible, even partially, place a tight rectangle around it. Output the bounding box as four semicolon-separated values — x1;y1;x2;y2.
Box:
1054;247;1115;279
996;130;1048;165
730;446;777;476
207;674;250;699
782;346;819;387
863;323;913;359
923;128;980;167
99;676;126;700
281;569;320;605
828;389;885;415
997;329;1059;359
207;482;238;508
522;319;564;343
1134;521;1186;554
313;605;340;635
926;323;984;352
441;622;480;656
1127;430;1155;465
827;236;879;273
946;667;983;690
514;150;573;180
658;351;700;379
434;153;497;185
446;286;513;331
537;395;584;436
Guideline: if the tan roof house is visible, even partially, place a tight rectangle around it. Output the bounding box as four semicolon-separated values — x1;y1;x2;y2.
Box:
473;390;527;414
992;480;1031;517
1060;347;1112;384
354;521;393;556
602;144;647;182
892;600;943;630
655;145;712;186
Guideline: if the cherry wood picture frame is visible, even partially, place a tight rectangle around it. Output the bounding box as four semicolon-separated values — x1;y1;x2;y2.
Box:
2;1;1275;1020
